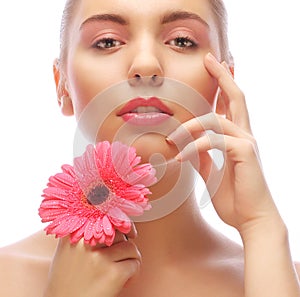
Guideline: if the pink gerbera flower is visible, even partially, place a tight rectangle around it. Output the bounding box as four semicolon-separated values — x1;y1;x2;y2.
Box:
38;141;156;246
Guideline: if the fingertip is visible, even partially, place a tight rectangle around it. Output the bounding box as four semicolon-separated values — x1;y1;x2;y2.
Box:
165;136;175;145
221;60;228;68
174;153;183;162
127;222;138;239
204;52;222;77
221;61;234;78
129;258;142;278
206;52;217;61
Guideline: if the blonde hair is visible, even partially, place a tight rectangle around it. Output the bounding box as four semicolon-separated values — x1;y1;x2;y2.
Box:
58;0;79;68
209;0;232;63
58;0;232;66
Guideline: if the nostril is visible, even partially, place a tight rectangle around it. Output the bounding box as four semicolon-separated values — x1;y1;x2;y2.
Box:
128;74;142;86
151;75;164;86
128;74;164;87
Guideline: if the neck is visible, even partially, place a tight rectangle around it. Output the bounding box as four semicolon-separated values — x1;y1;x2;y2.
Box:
133;191;213;264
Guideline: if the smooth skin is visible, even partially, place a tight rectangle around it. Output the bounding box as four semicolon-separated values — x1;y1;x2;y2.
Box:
0;0;300;296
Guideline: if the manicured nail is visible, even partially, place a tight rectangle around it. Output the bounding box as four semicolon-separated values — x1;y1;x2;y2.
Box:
167;126;190;144
174;153;182;162
165;136;175;145
206;52;217;62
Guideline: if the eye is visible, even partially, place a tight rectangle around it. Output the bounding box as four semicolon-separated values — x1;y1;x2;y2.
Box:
168;36;198;49
92;38;124;50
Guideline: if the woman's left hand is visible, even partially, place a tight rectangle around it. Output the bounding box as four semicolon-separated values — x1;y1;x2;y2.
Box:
167;52;282;237
167;52;300;297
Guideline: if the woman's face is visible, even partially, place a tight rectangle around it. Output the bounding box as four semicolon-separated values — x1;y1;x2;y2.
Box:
61;0;221;159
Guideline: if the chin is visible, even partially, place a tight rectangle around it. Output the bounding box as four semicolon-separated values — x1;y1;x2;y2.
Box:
96;124;178;164
130;133;178;164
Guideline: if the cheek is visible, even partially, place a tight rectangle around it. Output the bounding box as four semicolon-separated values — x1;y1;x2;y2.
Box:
164;55;218;125
66;51;125;118
166;56;218;106
97;115;123;143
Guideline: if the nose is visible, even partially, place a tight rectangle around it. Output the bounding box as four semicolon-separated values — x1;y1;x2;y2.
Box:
129;74;164;87
128;44;164;87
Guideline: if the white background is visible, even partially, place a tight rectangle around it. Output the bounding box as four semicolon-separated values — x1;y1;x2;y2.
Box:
0;1;299;260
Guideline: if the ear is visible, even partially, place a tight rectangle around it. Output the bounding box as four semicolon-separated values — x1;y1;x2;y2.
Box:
53;58;74;116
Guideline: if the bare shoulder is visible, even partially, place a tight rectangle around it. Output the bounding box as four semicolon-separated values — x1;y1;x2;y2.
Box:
0;231;57;297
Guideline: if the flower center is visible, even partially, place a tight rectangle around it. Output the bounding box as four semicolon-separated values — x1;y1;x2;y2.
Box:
87;185;110;206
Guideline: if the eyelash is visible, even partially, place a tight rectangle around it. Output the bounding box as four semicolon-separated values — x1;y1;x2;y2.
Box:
167;35;198;50
92;38;124;50
91;35;198;51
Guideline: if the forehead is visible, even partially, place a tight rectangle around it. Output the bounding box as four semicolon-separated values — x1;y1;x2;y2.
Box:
74;0;214;27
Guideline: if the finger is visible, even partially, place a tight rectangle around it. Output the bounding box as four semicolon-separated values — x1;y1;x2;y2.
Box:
126;222;137;239
114;231;129;243
167;113;253;145
113;258;141;286
101;240;142;263
204;53;252;133
176;133;257;164
197;151;216;182
221;61;234;79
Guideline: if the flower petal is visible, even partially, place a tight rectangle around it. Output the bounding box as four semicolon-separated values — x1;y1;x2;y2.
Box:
119;199;144;216
39;140;156;247
103;215;114;236
84;219;95;241
108;207;131;222
104;233;115;246
70;218;88;243
93;217;104;238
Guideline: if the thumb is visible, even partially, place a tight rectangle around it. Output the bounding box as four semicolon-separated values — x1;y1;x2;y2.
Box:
126;222;137;240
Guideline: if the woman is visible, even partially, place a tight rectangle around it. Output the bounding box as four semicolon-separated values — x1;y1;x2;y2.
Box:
0;0;299;296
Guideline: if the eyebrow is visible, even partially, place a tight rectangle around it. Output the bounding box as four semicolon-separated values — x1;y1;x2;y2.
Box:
161;11;209;28
80;14;128;29
80;11;209;30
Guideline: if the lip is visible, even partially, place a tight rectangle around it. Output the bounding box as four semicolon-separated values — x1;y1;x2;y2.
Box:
117;97;173;116
117;97;173;126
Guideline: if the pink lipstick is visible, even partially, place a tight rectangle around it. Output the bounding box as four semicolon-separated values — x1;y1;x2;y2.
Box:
117;97;173;126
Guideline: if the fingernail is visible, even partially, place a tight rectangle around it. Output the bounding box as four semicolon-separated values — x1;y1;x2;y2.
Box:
174;153;182;162
206;52;217;62
165;136;175;145
166;131;180;144
167;126;189;144
221;61;230;73
221;61;234;78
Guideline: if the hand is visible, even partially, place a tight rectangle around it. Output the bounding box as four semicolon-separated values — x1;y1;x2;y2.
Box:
167;52;282;237
44;225;141;297
167;52;300;297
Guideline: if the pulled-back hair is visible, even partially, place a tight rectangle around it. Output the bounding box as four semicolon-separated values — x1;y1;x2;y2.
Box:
58;0;232;67
209;0;232;63
58;0;79;68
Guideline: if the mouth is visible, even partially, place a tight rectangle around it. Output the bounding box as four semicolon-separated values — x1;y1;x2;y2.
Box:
117;97;173;126
117;97;173;116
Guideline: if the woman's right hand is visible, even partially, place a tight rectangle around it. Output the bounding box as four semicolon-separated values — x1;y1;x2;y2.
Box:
43;225;141;297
